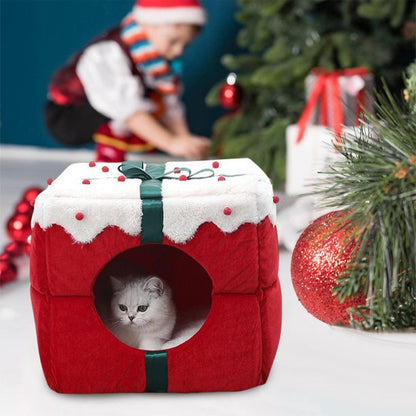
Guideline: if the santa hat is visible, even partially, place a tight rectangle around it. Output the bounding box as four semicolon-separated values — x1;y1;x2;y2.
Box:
133;0;206;26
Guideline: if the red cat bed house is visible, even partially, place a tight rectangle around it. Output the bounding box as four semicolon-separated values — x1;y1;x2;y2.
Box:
30;158;281;393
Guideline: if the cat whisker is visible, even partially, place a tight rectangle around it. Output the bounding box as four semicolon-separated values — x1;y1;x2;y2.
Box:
104;318;124;330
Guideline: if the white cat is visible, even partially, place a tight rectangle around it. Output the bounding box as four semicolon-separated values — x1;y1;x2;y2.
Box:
106;274;176;351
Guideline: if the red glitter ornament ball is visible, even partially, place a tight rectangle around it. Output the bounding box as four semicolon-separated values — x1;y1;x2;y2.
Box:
219;73;243;111
6;214;32;242
23;187;43;207
0;259;17;285
291;211;365;326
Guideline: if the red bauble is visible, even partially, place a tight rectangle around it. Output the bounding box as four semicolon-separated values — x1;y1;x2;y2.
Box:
23;187;43;207
5;241;25;258
219;73;243;110
291;211;365;326
6;213;32;242
0;259;17;285
15;200;34;216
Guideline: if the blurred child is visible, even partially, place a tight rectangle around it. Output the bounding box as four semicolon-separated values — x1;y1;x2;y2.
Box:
44;0;210;161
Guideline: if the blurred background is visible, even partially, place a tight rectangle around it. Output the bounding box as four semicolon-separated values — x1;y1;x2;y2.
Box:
0;0;240;147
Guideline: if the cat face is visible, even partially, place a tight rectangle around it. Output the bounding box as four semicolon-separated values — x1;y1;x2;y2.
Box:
109;275;165;328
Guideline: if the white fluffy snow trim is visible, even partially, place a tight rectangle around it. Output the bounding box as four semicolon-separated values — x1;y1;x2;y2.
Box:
133;6;206;26
32;163;142;244
162;159;276;243
32;159;277;244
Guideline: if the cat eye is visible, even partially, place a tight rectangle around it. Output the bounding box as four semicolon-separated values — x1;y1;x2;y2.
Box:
119;304;127;312
137;305;148;313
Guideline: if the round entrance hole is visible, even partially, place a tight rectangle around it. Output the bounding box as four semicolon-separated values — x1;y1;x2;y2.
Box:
93;244;212;351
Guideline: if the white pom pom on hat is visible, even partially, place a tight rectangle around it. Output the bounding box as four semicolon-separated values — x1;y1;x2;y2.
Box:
133;0;207;26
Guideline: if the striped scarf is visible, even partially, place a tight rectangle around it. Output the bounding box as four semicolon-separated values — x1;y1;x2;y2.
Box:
121;13;179;96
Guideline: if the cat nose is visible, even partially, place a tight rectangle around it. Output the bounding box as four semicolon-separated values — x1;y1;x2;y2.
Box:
128;315;135;322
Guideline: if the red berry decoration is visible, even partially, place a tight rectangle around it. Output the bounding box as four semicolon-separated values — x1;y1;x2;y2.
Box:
47;178;54;185
291;211;365;326
6;213;32;242
0;259;17;285
117;176;126;182
219;73;243;111
223;207;232;216
89;161;96;167
179;175;187;181
23;187;43;207
218;176;226;181
82;179;91;185
102;166;109;173
212;161;220;169
75;212;84;221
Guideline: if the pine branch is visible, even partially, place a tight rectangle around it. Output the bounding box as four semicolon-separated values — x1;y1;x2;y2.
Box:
316;72;416;330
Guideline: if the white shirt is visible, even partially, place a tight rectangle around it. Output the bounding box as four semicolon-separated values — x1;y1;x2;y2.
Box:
76;40;185;125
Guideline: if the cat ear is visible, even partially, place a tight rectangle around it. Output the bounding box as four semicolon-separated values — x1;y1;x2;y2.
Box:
144;277;164;298
109;276;125;292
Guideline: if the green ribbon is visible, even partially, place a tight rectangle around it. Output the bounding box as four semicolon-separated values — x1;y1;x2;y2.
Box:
118;162;168;392
118;161;219;244
118;162;165;244
145;351;168;393
118;161;216;181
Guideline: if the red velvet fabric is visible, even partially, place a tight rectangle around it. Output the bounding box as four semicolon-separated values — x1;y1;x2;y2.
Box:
30;218;281;393
31;288;146;393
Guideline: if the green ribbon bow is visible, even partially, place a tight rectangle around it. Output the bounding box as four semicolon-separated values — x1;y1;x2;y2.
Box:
118;161;215;183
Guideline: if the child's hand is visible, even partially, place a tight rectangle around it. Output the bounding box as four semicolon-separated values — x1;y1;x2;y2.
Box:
169;134;210;160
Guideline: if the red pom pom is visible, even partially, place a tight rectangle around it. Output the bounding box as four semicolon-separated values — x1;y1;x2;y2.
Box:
118;175;126;182
15;200;34;216
291;211;365;326
212;161;220;169
102;166;109;173
218;176;226;181
75;212;84;221
89;161;96;167
179;175;187;181
82;179;91;185
6;214;32;242
223;207;232;216
0;259;17;285
23;187;43;207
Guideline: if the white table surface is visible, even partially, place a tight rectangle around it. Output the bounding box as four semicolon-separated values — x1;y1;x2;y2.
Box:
0;145;415;416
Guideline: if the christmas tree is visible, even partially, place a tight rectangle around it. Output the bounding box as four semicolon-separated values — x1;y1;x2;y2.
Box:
207;0;415;186
317;62;416;330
